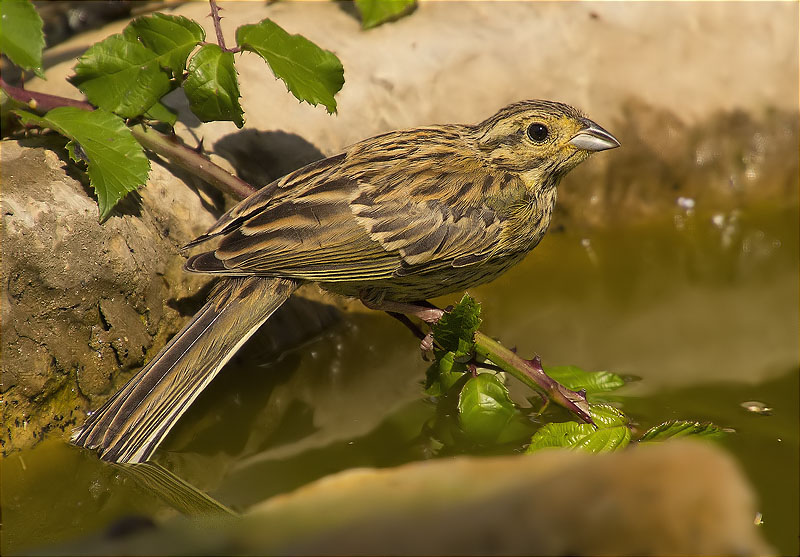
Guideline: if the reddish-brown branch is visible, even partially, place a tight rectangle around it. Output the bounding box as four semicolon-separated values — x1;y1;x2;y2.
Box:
208;0;227;51
1;77;257;200
0;77;93;112
130;125;256;200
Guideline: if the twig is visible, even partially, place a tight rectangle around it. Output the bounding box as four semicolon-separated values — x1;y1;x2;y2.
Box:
208;0;227;50
473;332;594;425
207;0;240;53
131;124;256;200
1;79;257;201
0;77;92;112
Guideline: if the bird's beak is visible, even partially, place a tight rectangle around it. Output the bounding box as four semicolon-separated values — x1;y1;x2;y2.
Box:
570;118;620;151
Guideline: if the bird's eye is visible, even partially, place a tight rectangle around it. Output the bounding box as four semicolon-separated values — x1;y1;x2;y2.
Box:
526;123;549;142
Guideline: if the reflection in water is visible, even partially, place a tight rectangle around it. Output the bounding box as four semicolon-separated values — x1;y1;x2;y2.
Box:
116;462;237;517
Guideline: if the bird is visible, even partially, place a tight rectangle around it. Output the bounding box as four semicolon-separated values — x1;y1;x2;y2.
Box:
71;100;619;464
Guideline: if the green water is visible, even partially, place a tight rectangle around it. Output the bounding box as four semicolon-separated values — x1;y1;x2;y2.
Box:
2;203;798;555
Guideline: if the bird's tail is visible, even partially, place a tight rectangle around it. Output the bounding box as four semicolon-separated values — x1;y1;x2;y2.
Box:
71;277;299;464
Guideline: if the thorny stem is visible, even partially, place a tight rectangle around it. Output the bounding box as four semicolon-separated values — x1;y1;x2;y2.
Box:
209;0;227;50
1;78;257;201
130;125;256;200
385;298;594;424
207;0;239;53
473;331;594;425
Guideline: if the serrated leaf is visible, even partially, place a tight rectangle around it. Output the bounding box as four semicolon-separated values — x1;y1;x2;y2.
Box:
71;34;171;118
526;422;596;452
544;365;626;395
236;19;344;114
355;0;417;30
589;403;628;427
432;294;481;359
0;0;44;77
424;351;467;396
16;107;149;221
572;426;631;453
458;373;529;444
184;43;243;128
126;13;205;77
639;421;726;443
526;422;630;453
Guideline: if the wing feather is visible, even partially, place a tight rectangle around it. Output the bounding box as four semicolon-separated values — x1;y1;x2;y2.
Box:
185;126;523;283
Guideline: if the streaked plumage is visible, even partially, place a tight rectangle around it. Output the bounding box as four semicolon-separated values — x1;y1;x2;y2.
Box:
73;100;619;463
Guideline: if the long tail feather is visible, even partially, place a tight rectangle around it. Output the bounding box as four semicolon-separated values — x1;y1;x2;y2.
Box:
72;277;298;464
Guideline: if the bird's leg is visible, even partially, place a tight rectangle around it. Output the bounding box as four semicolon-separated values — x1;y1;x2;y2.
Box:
386;312;426;340
385;312;436;360
360;298;445;323
362;297;444;357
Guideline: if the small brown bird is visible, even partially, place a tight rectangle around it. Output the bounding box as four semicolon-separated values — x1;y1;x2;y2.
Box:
72;100;619;463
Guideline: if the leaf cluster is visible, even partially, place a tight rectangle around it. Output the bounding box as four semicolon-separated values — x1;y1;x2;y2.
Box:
1;1;346;220
424;295;727;454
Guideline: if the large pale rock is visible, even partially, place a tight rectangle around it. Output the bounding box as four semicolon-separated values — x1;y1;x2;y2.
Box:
49;441;771;555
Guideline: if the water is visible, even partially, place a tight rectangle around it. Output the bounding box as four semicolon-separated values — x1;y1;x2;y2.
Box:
2;203;797;555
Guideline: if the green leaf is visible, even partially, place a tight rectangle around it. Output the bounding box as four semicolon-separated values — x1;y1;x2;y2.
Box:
0;0;44;77
424;351;467;396
544;365;626;396
526;422;630;454
71;34;171;118
458;373;529;444
432;294;481;359
572;426;631;453
184;43;243;128
126;13;205;77
639;421;726;443
236;19;344;114
143;101;177;126
1;87;29;134
526;422;596;452
16;107;149;221
355;0;417;30
589;403;628;427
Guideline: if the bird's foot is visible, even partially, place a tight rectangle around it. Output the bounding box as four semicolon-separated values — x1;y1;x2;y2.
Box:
361;298;444;323
366;299;445;358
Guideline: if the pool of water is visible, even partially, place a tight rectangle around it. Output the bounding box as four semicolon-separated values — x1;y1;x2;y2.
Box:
2;202;797;555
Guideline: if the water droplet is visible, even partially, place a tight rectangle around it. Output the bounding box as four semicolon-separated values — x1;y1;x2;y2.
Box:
580;238;598;266
740;400;772;415
676;196;695;210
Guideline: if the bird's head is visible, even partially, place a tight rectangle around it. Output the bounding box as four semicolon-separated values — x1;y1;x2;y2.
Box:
474;100;619;187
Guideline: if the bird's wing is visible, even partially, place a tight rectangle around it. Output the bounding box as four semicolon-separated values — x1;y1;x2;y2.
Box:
186;128;514;281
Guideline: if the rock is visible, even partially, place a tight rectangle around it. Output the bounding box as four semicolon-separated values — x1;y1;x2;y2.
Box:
248;441;771;555
0;139;217;453
48;441;772;555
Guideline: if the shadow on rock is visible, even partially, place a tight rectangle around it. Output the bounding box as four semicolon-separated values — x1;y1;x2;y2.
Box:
214;130;325;189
